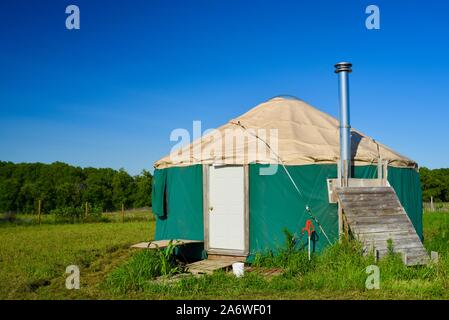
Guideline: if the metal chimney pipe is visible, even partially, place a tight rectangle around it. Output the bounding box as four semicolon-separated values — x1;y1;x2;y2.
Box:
334;62;352;187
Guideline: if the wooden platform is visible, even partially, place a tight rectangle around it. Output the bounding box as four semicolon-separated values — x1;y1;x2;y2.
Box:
245;267;283;278
186;259;238;275
207;254;246;262
131;239;203;249
336;186;429;266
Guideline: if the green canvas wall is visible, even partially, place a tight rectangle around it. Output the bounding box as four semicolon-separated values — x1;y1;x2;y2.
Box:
153;165;204;241
388;167;423;240
248;164;339;258
152;164;423;260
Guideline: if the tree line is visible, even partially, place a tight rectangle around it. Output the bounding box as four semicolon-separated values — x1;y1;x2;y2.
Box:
0;161;152;214
419;167;449;202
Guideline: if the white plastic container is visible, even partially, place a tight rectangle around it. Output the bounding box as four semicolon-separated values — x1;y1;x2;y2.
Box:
232;262;245;277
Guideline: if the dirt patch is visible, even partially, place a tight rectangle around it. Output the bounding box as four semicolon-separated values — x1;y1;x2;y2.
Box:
25;279;51;292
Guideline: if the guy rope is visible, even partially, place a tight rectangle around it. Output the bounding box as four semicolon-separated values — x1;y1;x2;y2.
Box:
235;121;332;245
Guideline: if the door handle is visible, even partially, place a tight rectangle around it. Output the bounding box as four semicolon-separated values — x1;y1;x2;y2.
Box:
209;206;214;212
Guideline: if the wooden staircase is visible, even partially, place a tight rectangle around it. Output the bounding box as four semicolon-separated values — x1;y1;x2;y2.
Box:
336;186;429;266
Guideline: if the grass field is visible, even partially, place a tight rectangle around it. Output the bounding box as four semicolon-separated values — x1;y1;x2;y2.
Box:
0;209;154;299
0;210;448;300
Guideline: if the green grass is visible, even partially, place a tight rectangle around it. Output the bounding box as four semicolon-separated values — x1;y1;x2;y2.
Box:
103;211;449;300
0;208;154;226
423;210;449;253
0;219;153;299
125;225;448;300
0;210;448;299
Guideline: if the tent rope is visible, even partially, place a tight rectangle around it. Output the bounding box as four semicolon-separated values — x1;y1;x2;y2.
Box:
234;122;332;244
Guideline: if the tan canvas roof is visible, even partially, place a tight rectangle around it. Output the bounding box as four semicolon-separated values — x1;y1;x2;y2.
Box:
154;97;417;169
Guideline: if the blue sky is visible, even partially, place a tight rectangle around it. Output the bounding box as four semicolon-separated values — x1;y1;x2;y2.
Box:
0;0;448;175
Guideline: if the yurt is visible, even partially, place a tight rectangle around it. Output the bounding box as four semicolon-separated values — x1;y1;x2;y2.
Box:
151;64;423;263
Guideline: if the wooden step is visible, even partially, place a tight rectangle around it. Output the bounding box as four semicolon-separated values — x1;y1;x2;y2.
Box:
352;223;415;234
336;186;428;266
131;239;203;249
358;230;418;242
340;198;399;210
347;214;410;225
336;187;394;194
374;247;429;266
338;193;398;201
364;239;425;251
207;254;246;262
345;208;405;218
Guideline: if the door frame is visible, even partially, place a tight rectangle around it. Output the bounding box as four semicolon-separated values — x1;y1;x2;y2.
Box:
202;164;249;256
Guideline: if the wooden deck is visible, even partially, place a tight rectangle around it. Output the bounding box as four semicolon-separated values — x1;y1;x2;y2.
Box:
186;259;238;275
336;186;429;266
131;239;203;249
245;267;283;278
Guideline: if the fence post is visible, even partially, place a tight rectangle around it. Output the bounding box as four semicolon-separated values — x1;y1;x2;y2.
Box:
122;203;125;223
85;201;89;219
430;196;434;212
38;199;42;225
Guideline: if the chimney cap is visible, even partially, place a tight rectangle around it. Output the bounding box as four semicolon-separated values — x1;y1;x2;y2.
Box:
334;62;352;73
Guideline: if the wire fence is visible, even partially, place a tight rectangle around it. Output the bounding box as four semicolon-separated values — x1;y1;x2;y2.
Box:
423;202;449;212
0;206;155;225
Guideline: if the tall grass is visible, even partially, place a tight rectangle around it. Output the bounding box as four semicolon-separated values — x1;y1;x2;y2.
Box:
252;229;314;277
105;250;164;293
105;241;183;293
0;208;155;227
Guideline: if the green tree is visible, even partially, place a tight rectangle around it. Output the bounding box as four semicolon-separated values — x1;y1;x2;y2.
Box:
420;167;449;202
0;178;21;213
0;161;153;214
133;170;152;208
112;169;134;209
83;168;114;211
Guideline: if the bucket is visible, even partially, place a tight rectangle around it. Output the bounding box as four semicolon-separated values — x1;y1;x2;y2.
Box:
232;262;245;277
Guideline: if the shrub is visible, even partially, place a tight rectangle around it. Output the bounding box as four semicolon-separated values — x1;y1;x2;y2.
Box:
50;204;104;223
50;206;84;222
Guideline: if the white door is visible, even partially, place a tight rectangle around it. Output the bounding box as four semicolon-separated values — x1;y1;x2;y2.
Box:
208;165;245;252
